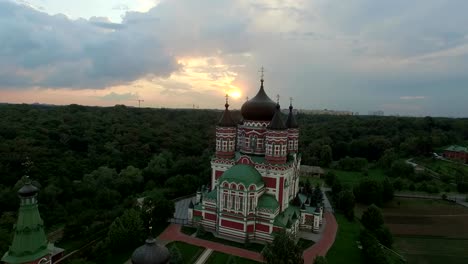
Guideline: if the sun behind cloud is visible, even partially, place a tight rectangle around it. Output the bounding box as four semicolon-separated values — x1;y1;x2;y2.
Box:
228;89;242;100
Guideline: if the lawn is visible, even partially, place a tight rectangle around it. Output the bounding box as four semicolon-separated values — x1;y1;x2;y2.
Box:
297;238;315;251
326;214;362;264
197;232;265;252
181;226;197;236
331;168;387;187
414;157;468;182
205;251;261;264
167;241;205;264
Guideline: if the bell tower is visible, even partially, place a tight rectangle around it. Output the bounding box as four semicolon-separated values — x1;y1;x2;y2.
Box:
215;94;237;159
2;178;51;264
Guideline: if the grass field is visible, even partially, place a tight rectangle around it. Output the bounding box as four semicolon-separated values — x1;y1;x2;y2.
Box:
381;198;468;263
326;214;362;264
394;236;468;264
167;241;205;264
415;157;468;181
332;168;387;186
205;251;261;264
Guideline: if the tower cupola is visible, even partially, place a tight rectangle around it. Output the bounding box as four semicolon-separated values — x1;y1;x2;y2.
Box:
215;95;237;159
286;98;299;154
265;97;288;164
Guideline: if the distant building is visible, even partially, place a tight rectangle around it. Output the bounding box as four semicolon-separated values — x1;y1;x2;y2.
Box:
298;109;353;116
189;76;324;242
300;165;325;178
2;179;64;264
443;145;468;163
368;110;384;116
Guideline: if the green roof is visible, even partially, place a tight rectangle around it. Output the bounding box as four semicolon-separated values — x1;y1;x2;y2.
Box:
2;202;49;264
233;152;299;166
204;189;217;201
274;205;300;228
218;164;264;187
257;193;279;211
445;145;468;153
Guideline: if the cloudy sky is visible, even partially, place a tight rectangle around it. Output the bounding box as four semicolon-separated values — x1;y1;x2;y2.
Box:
1;0;468;117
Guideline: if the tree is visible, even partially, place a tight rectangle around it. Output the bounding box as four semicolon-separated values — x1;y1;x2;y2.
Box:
107;208;145;250
374;225;393;248
353;179;383;206
382;179;394;203
324;171;337;187
338;190;355;221
226;255;238;264
141;190;175;233
319;145;333;168
360;230;389;264
169;244;183;264
262;229;303;264
313;256;328;264
361;204;384;231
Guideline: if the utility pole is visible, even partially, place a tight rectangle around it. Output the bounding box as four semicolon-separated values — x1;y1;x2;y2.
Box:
136;99;144;108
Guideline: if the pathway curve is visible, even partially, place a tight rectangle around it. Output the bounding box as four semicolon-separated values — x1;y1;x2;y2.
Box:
302;212;338;263
158;212;338;264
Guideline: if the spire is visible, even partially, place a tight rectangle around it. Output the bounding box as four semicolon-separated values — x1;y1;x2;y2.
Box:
217;94;236;127
2;180;49;264
268;98;286;130
286;97;299;128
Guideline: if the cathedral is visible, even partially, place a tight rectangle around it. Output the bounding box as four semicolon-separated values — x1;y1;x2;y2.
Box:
189;75;323;242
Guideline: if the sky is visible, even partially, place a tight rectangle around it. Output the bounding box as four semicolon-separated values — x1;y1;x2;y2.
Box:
1;0;468;117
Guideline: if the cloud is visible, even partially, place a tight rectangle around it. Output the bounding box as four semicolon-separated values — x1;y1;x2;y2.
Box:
0;1;179;89
400;96;426;100
99;91;139;101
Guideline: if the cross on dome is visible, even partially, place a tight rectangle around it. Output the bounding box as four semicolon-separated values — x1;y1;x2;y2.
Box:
258;66;265;80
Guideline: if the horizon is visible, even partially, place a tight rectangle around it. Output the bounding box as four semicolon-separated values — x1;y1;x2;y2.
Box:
1;0;468;117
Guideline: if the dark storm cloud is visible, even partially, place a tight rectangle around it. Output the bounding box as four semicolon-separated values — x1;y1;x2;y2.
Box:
0;0;178;89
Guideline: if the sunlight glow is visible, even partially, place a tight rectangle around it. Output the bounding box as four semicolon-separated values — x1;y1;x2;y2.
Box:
228;89;242;99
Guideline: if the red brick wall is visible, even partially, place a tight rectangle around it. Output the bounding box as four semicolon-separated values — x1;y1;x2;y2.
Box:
215;170;224;179
205;213;217;221
221;219;244;230
263;177;276;188
256;223;270;233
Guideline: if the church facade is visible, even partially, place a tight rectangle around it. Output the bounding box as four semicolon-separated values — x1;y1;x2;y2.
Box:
189;77;323;242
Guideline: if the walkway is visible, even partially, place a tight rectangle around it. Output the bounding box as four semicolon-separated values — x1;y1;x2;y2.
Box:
158;212;338;263
158;224;263;262
194;249;213;264
302;212;338;263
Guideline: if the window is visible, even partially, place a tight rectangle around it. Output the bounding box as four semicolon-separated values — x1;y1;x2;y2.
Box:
222;141;227;151
274;145;280;156
239;196;243;212
224;194;228;208
282;145;287;155
216;139;221;151
250;136;257;149
229;140;234;151
266;144;272;155
231;193;235;209
245;138;250;147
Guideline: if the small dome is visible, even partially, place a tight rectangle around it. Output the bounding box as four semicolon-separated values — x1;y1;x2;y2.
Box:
218;164;264;188
268;104;286;130
286;104;298;128
218;103;236;127
18;183;39;197
240;80;276;121
131;238;170;264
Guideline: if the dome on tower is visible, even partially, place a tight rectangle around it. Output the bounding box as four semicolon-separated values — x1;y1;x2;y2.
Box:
131;238;170;264
286;104;298;128
268;104;286;130
240;79;276;121
218;98;236;127
18;182;39;197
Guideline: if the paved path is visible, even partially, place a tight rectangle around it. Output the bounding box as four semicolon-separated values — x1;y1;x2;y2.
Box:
303;212;338;263
158;224;264;262
158;212;338;263
194;249;213;264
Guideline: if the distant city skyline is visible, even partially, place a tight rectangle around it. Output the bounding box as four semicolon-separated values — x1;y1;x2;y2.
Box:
1;0;468;117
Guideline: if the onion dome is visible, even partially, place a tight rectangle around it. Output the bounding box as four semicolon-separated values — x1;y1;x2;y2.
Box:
268;104;286;130
131;238;170;264
286;103;298;128
240;79;276;121
218;96;236;127
18;182;39;197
